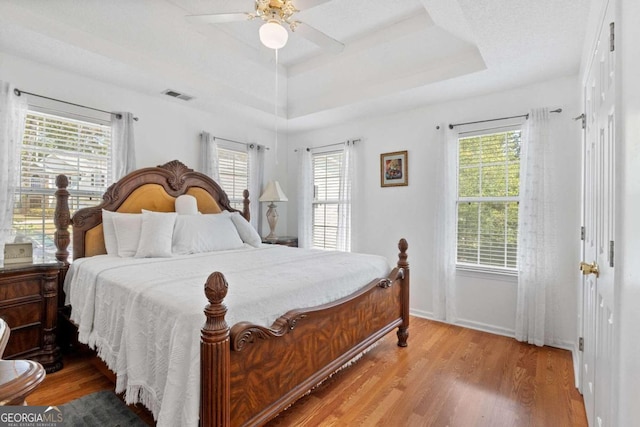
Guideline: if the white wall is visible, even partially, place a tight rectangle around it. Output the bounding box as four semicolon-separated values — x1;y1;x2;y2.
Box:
287;75;582;347
0;52;290;237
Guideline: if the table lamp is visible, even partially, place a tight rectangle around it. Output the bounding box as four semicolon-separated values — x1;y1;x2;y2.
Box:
259;181;288;240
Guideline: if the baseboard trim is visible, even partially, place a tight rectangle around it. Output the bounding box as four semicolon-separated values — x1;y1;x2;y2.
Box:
453;318;515;338
409;310;514;338
409;310;576;353
409;309;434;320
572;344;582;390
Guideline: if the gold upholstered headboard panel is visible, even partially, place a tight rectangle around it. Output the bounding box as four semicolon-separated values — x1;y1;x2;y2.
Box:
67;160;249;260
82;184;223;257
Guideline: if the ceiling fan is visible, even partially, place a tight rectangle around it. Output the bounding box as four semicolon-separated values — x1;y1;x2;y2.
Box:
186;0;344;52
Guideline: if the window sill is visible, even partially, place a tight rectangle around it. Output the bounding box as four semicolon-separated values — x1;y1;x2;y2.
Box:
456;264;518;282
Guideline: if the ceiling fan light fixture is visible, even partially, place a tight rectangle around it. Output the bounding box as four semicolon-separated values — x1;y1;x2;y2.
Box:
259;20;288;49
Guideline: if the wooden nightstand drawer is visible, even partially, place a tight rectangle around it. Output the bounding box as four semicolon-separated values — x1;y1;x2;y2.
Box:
0;280;41;301
4;326;40;357
0;301;42;329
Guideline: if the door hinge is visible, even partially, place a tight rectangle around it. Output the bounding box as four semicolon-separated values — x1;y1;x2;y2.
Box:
579;337;584;352
580;226;585;240
610;22;615;52
609;240;615;267
574;113;586;129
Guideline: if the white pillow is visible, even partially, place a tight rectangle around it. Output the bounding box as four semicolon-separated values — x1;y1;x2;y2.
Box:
102;210;139;255
135;211;177;258
172;213;244;255
229;211;262;247
112;214;143;257
175;195;198;215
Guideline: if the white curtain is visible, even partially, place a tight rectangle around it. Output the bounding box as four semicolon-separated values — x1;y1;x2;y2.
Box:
516;108;559;346
297;148;313;249
110;112;136;181
199;132;219;182
432;125;458;322
248;144;264;229
337;141;355;252
0;82;27;254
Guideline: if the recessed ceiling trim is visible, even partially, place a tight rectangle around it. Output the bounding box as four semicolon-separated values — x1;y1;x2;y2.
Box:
288;46;486;119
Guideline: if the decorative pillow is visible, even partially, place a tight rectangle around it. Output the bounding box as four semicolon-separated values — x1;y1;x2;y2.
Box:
172;213;244;255
102;210;140;255
135;211;177;258
229;212;262;247
175;195;198;215
112;214;143;257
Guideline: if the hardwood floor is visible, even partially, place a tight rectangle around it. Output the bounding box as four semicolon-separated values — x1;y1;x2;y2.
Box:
28;317;587;426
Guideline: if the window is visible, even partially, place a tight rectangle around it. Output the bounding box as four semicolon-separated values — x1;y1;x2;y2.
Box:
456;128;521;270
12;110;111;259
312;150;349;250
217;146;249;211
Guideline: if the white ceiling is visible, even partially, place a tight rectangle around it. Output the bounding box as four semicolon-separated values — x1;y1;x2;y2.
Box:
0;0;590;132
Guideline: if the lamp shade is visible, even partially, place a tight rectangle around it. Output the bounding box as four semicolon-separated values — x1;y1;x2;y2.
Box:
259;181;288;202
259;20;288;49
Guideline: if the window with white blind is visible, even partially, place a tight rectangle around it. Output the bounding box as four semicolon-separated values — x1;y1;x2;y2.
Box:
456;128;521;271
217;146;249;211
12;110;111;259
312;150;346;250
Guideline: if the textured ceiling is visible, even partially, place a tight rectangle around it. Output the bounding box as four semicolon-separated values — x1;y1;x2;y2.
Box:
0;0;591;132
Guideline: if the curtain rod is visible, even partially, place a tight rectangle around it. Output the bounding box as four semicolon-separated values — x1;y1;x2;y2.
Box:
210;135;270;150
447;108;562;130
13;88;139;121
294;138;361;152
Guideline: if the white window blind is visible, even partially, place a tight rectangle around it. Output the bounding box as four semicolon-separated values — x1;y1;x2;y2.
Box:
12;110;111;259
456;128;521;270
312;150;343;250
217;147;249;211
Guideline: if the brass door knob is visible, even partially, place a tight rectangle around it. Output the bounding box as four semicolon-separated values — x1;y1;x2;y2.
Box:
580;261;599;278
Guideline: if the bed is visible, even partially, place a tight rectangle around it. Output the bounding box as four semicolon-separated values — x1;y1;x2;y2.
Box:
52;160;410;427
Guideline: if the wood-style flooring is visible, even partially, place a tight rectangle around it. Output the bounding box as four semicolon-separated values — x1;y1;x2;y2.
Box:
28;317;587;426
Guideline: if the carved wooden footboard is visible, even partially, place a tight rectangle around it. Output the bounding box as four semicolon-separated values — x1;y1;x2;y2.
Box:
52;161;410;427
201;239;410;427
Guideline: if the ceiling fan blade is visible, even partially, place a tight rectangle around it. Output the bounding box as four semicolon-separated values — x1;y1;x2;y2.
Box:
294;0;332;10
185;13;250;24
294;22;344;53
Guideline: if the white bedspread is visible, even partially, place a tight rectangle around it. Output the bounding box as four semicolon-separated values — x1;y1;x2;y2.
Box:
64;245;390;427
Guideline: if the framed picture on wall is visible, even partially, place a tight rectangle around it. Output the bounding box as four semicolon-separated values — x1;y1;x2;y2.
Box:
380;150;408;187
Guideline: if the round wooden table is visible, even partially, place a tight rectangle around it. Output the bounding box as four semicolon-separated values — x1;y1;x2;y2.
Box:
0;360;46;405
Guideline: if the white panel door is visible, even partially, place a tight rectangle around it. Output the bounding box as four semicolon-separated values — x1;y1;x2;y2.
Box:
581;2;616;426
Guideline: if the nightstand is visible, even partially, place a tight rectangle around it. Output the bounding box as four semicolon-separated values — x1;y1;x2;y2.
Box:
262;236;299;247
0;260;63;373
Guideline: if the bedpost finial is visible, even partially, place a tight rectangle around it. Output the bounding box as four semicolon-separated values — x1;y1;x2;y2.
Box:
205;272;229;304
55;174;69;189
397;238;408;268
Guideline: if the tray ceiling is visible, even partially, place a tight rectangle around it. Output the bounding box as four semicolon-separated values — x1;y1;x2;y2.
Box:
0;0;590;132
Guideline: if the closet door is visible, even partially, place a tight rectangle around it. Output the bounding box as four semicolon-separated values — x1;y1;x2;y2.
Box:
580;1;616;426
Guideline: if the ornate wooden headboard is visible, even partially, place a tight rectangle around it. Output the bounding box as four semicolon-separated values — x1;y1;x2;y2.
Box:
53;160;250;262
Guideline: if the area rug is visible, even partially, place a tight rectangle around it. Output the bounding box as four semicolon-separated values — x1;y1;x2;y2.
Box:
60;390;148;427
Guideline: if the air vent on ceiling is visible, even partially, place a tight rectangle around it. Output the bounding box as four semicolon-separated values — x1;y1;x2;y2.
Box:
162;89;194;101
